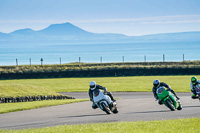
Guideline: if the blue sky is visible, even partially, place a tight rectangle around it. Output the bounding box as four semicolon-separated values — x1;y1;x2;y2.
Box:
0;0;200;36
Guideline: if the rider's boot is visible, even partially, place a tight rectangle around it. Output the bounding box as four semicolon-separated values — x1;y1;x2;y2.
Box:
158;99;163;105
92;102;98;109
191;94;198;99
176;96;180;100
109;102;113;109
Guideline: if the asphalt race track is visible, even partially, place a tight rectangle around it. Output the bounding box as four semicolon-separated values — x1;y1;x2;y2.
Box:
0;92;200;130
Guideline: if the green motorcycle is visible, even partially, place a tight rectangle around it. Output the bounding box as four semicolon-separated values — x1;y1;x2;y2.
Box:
156;86;182;111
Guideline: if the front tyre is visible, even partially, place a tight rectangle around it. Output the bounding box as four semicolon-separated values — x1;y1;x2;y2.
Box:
164;99;175;111
101;102;111;114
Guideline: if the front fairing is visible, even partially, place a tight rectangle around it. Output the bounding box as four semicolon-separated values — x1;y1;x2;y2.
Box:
93;89;104;103
93;89;112;105
156;87;169;100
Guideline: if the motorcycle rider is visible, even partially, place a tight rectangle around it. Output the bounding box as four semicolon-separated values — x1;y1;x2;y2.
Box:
88;81;116;109
190;76;200;99
152;79;180;105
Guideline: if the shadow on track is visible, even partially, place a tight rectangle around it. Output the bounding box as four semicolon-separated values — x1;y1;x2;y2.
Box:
183;105;200;108
58;113;106;119
127;110;170;114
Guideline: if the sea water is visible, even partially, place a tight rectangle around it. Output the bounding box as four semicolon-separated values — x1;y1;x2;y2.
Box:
0;42;199;66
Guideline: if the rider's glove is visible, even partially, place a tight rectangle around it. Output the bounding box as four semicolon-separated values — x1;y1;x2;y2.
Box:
104;91;108;95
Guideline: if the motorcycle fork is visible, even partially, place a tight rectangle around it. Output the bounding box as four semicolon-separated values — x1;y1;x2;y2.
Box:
168;96;178;108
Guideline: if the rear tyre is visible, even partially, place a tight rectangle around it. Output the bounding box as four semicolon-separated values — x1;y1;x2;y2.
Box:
164;99;175;111
101;102;111;114
177;104;182;110
112;108;118;114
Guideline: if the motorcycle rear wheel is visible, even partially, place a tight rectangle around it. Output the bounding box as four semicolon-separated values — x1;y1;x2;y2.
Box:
164;99;175;111
112;108;118;114
177;104;182;110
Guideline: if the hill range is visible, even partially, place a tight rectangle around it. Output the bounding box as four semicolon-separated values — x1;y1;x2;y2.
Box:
0;22;200;43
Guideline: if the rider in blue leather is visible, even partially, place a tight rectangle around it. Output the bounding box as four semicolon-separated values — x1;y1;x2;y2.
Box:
152;79;180;105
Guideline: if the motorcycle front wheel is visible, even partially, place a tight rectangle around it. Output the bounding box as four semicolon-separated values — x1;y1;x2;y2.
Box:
164;99;175;111
101;102;111;114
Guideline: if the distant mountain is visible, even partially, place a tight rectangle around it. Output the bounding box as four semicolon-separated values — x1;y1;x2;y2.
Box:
0;22;200;43
38;22;92;36
10;28;35;35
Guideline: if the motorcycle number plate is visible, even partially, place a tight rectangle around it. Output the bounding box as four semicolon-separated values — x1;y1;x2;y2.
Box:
94;90;99;97
157;88;164;94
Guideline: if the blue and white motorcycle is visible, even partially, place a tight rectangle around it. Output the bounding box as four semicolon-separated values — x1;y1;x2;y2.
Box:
93;89;118;114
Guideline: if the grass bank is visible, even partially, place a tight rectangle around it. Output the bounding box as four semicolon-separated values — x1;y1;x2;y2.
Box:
0;83;59;98
0;118;199;133
0;75;198;96
0;99;88;114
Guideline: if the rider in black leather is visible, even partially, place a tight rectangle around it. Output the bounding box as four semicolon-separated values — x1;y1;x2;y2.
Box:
88;81;116;109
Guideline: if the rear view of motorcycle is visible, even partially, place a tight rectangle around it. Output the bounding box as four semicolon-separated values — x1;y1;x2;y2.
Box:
93;89;118;114
156;86;182;111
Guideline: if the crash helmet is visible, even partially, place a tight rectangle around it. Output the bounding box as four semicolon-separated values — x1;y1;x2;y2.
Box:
191;76;197;85
89;81;96;90
153;79;160;88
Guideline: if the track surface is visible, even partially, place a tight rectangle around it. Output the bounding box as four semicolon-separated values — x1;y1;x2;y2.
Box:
0;92;200;130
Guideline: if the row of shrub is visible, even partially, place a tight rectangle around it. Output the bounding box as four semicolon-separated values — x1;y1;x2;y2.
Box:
1;61;200;73
0;67;200;79
0;95;75;103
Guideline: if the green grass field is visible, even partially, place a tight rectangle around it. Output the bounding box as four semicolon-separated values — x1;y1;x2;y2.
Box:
0;83;59;97
0;75;198;98
0;118;199;133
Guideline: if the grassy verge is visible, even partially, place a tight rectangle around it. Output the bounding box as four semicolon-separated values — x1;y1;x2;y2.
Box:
0;99;88;114
0;118;199;133
0;75;198;95
0;83;59;98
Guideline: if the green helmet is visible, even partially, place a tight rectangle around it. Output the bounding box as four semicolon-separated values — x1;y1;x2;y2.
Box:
191;76;197;84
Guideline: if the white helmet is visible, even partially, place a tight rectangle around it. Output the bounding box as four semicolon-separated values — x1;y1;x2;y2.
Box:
89;81;96;90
